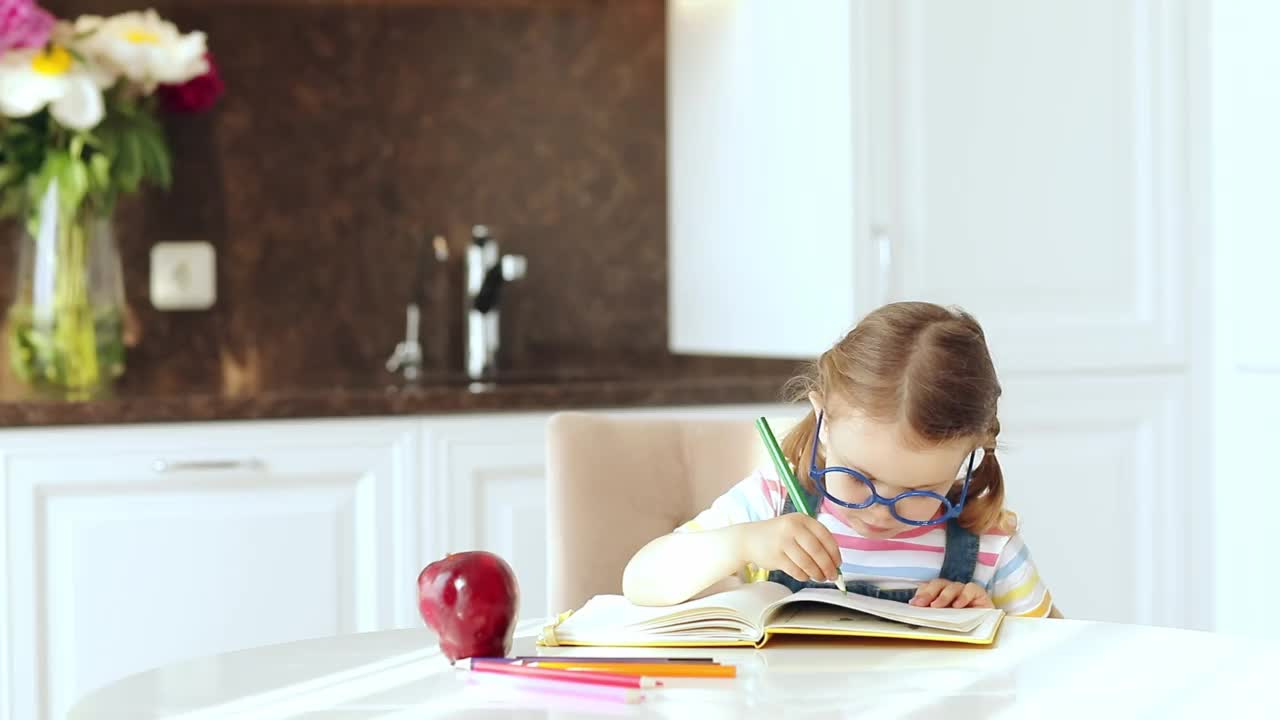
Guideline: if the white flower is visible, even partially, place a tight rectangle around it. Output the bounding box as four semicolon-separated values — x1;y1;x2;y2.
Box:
0;45;105;130
73;10;207;90
50;20;120;88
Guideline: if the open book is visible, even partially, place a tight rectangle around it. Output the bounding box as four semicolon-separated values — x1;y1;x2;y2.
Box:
540;582;1005;648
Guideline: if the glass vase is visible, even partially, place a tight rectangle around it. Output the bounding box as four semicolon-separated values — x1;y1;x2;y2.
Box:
5;180;127;399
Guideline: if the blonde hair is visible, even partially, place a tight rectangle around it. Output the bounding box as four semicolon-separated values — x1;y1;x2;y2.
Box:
780;301;1012;533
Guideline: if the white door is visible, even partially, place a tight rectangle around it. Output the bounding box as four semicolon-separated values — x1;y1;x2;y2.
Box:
420;414;550;622
0;419;418;720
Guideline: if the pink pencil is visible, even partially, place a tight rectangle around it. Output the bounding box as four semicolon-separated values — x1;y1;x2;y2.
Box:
455;657;661;689
464;673;645;705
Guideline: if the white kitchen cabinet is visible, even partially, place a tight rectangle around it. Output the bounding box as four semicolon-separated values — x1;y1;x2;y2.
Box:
419;413;551;623
667;0;862;358
997;374;1188;628
668;0;1193;372
879;0;1191;373
0;418;418;720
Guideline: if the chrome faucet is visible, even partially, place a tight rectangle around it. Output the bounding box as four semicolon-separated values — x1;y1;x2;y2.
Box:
386;234;449;382
465;225;526;382
385;302;423;381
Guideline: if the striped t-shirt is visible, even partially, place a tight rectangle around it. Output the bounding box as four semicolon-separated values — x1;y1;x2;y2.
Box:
675;466;1055;617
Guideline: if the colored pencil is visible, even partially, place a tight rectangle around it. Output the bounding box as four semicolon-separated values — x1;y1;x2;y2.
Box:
511;655;718;664
455;658;661;689
464;673;645;704
756;416;848;594
529;661;737;678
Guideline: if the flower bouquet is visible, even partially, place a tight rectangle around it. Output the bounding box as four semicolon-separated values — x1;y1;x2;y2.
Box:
0;0;222;397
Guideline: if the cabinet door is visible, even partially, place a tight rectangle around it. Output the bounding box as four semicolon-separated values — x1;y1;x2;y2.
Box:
997;375;1189;627
667;0;868;357
420;414;550;622
0;419;417;720
881;0;1191;372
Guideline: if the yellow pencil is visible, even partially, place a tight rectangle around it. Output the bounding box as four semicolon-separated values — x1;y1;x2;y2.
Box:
527;661;738;678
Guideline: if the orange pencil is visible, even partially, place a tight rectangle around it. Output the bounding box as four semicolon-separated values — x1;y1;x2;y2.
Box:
527;661;737;678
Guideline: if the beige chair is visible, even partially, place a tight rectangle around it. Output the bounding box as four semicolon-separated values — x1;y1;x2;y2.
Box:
545;411;794;614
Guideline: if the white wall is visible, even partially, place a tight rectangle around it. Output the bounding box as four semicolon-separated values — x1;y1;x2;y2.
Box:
1209;0;1280;635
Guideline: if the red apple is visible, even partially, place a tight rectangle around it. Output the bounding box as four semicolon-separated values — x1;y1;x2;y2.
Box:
417;551;520;661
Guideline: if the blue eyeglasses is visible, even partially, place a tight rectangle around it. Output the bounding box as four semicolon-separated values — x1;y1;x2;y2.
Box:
808;412;976;527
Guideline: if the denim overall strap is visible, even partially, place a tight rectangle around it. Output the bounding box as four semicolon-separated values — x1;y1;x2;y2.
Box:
764;493;981;603
938;517;980;584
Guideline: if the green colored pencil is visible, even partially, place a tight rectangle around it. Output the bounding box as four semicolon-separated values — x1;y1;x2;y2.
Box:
754;417;847;594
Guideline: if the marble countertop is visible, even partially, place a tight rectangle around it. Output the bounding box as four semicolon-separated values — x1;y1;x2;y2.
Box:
0;367;795;427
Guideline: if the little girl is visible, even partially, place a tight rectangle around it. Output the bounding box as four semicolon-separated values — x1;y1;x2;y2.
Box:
623;301;1060;618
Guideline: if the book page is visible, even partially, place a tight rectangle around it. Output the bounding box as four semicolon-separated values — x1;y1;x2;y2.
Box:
761;587;1000;633
764;604;1003;644
553;582;793;644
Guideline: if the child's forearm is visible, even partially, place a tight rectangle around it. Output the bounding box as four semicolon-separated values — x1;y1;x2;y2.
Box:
622;526;747;606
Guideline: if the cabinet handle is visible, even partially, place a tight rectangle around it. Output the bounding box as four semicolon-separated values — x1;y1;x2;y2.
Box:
152;458;266;473
874;225;893;304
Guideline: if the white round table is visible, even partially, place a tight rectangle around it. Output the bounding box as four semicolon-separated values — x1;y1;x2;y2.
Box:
69;617;1277;718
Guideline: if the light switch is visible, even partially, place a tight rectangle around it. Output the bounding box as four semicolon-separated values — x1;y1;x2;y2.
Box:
150;241;216;311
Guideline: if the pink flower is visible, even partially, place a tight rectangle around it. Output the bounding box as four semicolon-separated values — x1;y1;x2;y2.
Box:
157;52;224;113
0;0;54;53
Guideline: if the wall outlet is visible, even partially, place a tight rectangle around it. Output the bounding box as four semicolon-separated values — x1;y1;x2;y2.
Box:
150;241;216;311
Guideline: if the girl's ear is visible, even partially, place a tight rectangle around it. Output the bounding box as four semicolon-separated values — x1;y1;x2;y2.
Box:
807;391;829;447
956;446;987;481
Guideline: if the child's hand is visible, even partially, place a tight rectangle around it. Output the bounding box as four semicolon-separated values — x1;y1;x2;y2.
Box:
910;579;994;609
739;514;843;583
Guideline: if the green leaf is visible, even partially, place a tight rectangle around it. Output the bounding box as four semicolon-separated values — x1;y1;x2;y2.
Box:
64;157;89;206
0;163;20;187
89;153;110;189
0;94;177;212
136;126;172;188
115;132;142;193
3;121;31;139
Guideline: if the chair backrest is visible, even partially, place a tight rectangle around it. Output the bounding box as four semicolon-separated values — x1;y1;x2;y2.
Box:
545;411;795;613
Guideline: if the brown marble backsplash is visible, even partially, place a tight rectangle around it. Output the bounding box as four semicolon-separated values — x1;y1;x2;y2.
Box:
0;0;796;399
